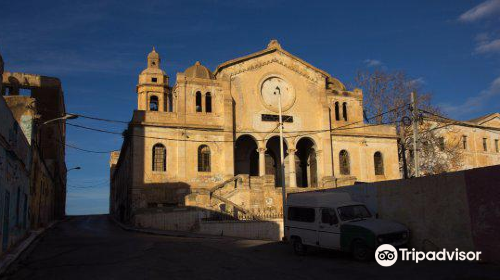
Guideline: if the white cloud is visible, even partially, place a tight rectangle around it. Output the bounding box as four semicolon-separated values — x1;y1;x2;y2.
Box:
441;76;500;117
458;0;500;22
475;38;500;54
363;59;383;67
410;77;426;87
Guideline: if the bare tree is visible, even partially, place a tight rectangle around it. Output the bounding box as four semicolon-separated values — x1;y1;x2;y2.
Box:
354;69;463;177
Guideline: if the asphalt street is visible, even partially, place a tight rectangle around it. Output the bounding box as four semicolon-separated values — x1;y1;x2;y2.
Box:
2;215;499;280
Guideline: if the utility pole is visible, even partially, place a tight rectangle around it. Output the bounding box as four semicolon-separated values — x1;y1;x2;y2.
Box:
275;86;287;231
411;91;419;177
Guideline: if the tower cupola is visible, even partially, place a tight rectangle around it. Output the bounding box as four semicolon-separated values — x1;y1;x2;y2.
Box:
147;47;160;69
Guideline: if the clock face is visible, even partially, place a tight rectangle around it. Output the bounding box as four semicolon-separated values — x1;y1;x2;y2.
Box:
260;76;295;112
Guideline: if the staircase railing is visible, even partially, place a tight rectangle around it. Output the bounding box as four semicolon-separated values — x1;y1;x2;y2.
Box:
207;175;256;218
208;174;245;193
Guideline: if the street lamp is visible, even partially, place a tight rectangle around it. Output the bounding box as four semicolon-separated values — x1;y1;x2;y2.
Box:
42;114;78;126
66;166;81;173
274;86;287;233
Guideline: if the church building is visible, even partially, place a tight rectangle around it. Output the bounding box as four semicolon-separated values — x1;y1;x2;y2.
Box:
110;40;400;221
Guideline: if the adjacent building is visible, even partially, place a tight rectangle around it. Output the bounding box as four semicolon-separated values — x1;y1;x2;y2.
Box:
110;41;401;222
432;113;500;171
0;58;31;253
0;52;68;254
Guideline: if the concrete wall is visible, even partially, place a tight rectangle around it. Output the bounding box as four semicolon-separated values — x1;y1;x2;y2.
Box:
463;165;500;263
133;210;201;232
200;219;283;241
319;165;500;263
132;209;283;241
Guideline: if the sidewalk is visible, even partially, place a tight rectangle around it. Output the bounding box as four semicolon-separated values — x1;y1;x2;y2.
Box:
0;220;59;275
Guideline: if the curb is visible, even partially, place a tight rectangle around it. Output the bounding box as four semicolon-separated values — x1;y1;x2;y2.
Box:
0;219;61;276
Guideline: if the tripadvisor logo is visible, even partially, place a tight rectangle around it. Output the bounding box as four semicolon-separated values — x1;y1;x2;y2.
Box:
375;244;482;267
375;244;398;267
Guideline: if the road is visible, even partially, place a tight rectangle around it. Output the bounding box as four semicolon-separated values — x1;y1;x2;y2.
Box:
2;215;499;280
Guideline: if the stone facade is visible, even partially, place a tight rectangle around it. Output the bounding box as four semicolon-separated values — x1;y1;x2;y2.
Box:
2;70;68;231
0;56;31;253
110;40;400;221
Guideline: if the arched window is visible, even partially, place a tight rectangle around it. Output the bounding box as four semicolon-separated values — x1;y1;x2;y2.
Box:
374;152;384;175
198;145;211;172
334;102;340;121
150;95;159;111
342;102;348;121
152;144;166;172
205;92;212;113
195;91;202;112
339;150;350;175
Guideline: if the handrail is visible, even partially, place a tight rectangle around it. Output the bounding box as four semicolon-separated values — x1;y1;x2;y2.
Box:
208;174;245;193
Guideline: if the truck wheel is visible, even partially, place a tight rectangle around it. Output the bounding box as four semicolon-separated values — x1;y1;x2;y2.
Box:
292;238;307;256
351;240;372;261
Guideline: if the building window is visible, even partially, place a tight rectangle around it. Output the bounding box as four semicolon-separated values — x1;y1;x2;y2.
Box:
483;138;488;152
374;152;384;175
149;95;159;111
198;145;211;172
438;137;445;151
152;143;166;172
334;102;340;121
167;93;173;112
495;139;499;153
462;135;467;150
196;91;202;112
205;92;212;113
342;102;348;121
151;77;157;83
339;150;350;175
16;188;20;226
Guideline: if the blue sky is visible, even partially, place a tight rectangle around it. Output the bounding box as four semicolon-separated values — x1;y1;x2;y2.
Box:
1;0;499;215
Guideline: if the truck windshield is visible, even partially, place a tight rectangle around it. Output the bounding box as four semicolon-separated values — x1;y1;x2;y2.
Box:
337;205;371;221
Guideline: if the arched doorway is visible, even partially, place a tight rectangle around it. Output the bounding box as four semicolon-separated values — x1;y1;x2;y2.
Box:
265;136;288;187
296;137;318;188
234;135;259;176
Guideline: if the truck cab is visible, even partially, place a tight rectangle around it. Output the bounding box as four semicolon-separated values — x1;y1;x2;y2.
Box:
284;192;409;261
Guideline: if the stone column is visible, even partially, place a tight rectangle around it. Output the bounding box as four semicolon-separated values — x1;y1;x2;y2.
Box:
257;148;267;176
287;149;297;188
315;149;323;187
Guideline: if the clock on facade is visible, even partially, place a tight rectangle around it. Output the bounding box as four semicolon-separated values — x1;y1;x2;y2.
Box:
260;76;295;112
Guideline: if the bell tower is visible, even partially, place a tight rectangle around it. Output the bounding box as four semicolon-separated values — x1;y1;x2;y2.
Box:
137;47;170;112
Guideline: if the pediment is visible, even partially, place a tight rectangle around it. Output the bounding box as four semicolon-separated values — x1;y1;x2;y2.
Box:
469;113;500;128
214;41;331;83
480;116;500;128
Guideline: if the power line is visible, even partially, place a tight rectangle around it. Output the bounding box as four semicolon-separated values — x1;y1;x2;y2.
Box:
419;109;500;135
68;180;109;189
64;142;119;154
63;102;409;135
67;118;402;144
72;113;129;124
